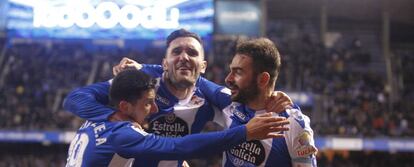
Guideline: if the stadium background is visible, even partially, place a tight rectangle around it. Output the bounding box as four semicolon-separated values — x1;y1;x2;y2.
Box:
0;0;413;166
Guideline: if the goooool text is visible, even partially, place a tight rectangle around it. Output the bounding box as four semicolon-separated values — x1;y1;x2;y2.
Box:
33;1;180;29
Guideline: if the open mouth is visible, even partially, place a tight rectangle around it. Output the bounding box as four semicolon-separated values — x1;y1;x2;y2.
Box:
178;68;191;71
177;67;192;74
227;86;238;95
230;89;238;95
226;83;240;95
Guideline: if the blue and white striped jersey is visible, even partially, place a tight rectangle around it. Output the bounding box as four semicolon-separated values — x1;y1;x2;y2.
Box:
65;120;247;167
218;103;318;167
64;64;226;167
198;83;318;167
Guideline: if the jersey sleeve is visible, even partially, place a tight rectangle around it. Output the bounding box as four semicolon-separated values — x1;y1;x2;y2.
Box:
198;77;232;110
283;105;318;167
63;65;161;122
141;64;163;78
110;123;247;160
63;81;115;122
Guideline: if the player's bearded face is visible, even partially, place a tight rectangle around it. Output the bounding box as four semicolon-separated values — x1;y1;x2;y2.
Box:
225;54;259;104
227;75;259;104
163;37;206;89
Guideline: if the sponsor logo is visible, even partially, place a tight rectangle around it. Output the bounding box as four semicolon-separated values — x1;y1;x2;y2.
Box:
296;145;317;157
295;132;317;157
233;109;247;123
227;140;265;166
156;95;170;106
148;114;189;137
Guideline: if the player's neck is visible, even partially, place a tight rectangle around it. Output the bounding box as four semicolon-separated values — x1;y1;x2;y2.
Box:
109;111;135;123
163;76;195;100
246;90;272;111
169;85;195;100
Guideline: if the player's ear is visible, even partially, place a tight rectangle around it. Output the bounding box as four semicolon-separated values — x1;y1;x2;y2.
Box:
118;101;130;114
162;58;168;71
258;72;270;89
200;60;207;74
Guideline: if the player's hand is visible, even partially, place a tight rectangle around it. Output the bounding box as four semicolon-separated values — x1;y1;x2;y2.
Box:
182;160;190;167
112;57;143;76
265;91;293;114
245;113;289;141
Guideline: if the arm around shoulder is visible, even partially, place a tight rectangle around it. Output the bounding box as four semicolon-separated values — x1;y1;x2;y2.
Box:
63;81;115;121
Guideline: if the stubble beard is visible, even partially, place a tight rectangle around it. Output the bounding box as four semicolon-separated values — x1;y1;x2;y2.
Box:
166;70;198;89
231;80;260;104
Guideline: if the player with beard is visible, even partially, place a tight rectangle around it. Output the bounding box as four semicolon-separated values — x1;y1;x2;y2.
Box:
64;29;292;167
65;69;290;167
205;38;317;167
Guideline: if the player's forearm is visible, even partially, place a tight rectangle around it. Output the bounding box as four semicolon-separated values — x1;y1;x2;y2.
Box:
63;82;114;121
115;125;247;160
145;125;247;160
198;77;232;110
141;64;164;77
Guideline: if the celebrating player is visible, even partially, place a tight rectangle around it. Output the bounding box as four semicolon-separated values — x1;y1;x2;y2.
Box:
209;38;318;167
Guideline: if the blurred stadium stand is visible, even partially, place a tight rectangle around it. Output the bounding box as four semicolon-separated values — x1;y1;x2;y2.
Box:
0;0;414;166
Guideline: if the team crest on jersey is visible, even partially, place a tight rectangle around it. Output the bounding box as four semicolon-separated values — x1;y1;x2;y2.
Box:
227;140;266;166
188;95;205;107
295;131;317;157
165;113;176;123
175;94;205;110
148;114;189;137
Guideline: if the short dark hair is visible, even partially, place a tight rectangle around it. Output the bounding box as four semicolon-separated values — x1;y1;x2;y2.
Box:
236;38;281;83
110;69;156;107
166;28;203;47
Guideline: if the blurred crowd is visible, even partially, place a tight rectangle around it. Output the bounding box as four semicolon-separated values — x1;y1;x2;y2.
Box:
317;150;414;167
0;143;66;167
0;42;89;130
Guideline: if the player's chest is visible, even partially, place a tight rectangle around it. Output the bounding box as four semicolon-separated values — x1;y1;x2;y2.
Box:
147;93;213;137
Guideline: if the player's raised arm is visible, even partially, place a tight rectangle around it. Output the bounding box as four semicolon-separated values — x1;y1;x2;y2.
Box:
63;58;163;122
198;77;232;110
112;57;143;75
63;81;114;121
111;114;289;160
113;57;163;78
199;77;293;114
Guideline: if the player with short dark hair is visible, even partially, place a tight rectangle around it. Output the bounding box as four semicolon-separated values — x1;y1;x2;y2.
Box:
214;38;318;167
166;28;203;48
